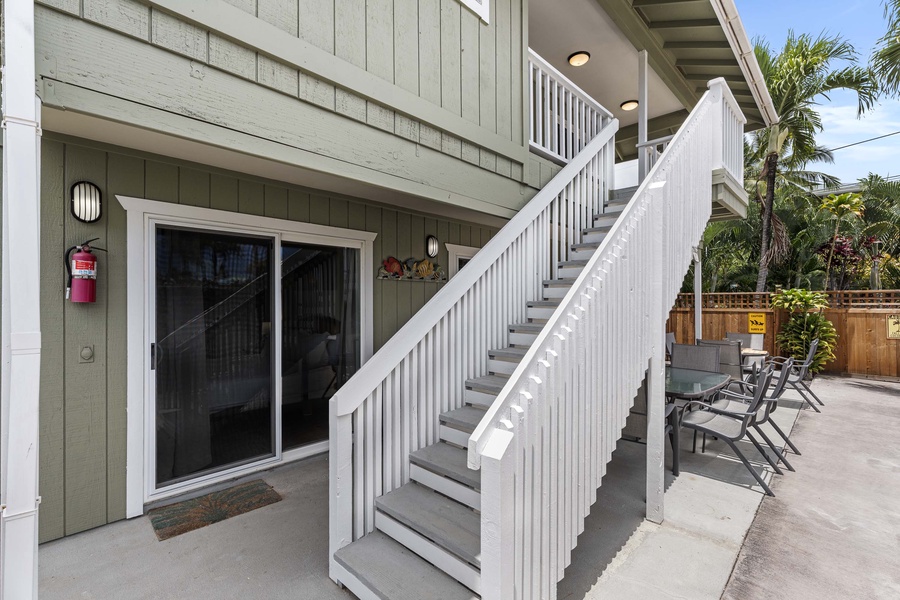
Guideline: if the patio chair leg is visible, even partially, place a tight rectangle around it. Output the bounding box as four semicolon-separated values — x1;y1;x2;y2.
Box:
725;438;775;497
800;380;825;406
791;382;821;413
746;430;783;475
753;425;795;472
770;419;801;455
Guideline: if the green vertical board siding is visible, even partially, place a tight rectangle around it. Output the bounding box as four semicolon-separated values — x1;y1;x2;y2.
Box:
37;136;499;541
38;141;67;543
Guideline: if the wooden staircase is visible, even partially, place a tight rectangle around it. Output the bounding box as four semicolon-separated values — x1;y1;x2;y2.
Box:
332;197;628;600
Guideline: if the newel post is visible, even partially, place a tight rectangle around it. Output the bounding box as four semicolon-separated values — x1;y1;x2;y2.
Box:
329;399;354;583
480;428;516;600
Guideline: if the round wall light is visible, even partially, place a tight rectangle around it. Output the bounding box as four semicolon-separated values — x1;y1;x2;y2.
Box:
71;181;102;223
426;235;439;258
620;100;639;111
567;51;591;67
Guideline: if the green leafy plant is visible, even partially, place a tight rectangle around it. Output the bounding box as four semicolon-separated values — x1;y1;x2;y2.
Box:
771;289;838;373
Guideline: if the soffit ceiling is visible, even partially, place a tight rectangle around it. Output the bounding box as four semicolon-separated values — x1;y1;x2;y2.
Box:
529;0;771;161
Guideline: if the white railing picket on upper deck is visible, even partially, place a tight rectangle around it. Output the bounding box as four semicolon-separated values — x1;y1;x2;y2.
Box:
528;49;614;164
327;113;619;583
636;134;674;182
472;78;746;600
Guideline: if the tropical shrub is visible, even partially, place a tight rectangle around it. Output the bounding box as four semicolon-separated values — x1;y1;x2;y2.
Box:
771;289;838;373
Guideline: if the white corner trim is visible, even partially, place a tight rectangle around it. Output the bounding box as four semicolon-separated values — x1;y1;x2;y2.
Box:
459;0;490;23
118;195;376;515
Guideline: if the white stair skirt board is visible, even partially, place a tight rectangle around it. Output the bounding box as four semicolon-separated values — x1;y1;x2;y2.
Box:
410;464;481;510
375;512;481;594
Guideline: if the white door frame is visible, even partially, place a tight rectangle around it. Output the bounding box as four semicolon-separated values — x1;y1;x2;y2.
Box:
119;196;376;517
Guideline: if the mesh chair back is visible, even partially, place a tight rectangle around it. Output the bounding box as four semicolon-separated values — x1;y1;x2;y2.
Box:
794;339;820;379
697;339;743;380
665;332;676;357
769;357;794;400
670;343;720;373
726;332;764;350
747;364;775;414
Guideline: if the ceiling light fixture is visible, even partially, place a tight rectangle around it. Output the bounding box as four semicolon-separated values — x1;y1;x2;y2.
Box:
620;99;639;111
567;51;591;67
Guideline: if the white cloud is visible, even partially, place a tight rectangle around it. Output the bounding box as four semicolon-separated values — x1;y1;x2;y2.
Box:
813;97;900;181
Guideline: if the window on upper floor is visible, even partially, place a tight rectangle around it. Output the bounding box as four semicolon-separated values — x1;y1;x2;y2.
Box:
460;0;489;24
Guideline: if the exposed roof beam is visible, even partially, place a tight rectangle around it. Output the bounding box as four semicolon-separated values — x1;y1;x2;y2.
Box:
664;41;731;49
683;73;746;83
632;0;704;6
677;58;741;67
648;18;721;29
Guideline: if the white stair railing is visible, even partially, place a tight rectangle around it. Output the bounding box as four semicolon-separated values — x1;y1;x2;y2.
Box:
636;134;674;182
328;117;618;581
528;49;614;164
471;78;746;600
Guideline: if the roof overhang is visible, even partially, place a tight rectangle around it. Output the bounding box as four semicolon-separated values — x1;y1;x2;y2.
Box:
594;0;777;158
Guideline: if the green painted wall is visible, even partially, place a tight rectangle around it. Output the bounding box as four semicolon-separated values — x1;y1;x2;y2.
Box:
38;134;498;543
34;0;534;217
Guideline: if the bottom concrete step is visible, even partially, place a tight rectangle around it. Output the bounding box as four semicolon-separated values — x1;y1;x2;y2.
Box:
335;531;479;600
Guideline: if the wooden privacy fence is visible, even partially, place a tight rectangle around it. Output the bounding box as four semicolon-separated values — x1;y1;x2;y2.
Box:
668;291;900;379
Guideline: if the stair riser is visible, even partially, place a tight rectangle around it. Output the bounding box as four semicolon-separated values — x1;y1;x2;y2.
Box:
509;331;539;346
440;424;471;447
558;264;584;279
409;464;481;511
527;305;556;321
582;230;608;244
375;512;481;594
488;357;518;376
464;388;497;407
543;285;568;299
593;215;618;228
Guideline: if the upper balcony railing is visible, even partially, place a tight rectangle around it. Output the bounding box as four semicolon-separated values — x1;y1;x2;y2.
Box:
528;49;614;164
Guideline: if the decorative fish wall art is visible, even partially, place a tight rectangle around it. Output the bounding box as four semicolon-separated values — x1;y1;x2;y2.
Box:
378;256;447;281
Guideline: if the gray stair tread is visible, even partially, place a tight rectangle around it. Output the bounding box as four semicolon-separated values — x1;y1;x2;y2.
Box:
441;406;486;433
572;242;600;250
335;531;479;600
489;346;528;360
543;278;575;287
559;259;589;267
509;322;544;332
376;483;481;567
410;442;481;490
528;299;561;307
583;225;612;233
465;374;508;393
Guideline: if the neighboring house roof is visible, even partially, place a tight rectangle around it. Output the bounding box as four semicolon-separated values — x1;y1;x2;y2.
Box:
595;0;777;160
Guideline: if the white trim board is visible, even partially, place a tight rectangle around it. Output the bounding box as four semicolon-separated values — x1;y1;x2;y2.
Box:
445;243;482;278
120;195;376;516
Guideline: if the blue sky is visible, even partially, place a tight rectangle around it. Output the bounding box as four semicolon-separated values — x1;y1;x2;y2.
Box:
735;0;899;183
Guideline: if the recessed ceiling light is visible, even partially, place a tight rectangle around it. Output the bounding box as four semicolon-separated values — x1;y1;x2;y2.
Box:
568;51;591;67
620;99;639;111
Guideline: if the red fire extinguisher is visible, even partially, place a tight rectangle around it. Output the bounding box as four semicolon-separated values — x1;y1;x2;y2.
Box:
65;238;106;303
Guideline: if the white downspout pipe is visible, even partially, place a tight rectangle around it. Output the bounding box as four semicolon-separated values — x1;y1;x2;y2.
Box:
1;0;43;597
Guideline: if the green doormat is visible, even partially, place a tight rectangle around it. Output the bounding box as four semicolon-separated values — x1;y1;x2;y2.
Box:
148;479;282;540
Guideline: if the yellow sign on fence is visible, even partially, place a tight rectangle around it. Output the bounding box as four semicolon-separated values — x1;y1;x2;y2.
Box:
748;312;766;334
889;315;900;340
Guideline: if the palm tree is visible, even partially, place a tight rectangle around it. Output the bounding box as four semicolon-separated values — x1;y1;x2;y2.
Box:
750;33;878;292
873;1;900;95
819;192;865;290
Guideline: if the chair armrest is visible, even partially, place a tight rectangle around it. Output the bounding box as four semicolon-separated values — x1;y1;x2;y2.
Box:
718;389;753;402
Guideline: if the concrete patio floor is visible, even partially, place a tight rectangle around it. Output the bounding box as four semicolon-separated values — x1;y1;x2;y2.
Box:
41;376;879;600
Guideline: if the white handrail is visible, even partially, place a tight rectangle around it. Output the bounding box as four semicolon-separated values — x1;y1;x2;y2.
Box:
474;79;745;599
333;119;618;418
528;49;614;164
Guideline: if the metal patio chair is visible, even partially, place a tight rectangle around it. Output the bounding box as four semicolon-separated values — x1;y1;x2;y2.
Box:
681;364;779;496
697;339;744;382
767;339;824;413
725;332;764;350
711;358;799;472
670;343;720;374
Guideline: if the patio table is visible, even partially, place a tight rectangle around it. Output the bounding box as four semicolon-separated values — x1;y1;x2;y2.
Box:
665;367;731;476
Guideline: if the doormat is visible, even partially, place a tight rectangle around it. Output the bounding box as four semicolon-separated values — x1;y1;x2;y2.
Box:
148;479;282;540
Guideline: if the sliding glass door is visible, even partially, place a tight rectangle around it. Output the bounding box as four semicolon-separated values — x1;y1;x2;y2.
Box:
152;225;362;490
281;243;360;450
154;227;275;487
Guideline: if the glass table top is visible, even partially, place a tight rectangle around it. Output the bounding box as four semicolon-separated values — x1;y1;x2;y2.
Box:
665;367;731;398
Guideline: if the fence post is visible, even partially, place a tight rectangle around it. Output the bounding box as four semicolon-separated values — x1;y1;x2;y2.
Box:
329;401;354;584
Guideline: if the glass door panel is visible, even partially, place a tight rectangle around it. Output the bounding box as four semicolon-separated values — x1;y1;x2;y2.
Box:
281;243;360;449
155;226;275;487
